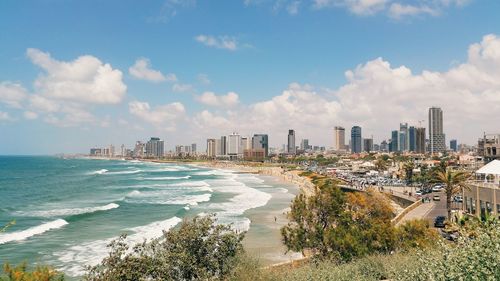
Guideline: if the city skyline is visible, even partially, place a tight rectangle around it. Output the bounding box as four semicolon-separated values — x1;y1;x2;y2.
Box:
2;1;500;154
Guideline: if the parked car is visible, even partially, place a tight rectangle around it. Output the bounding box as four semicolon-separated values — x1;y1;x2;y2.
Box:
432;185;444;192
415;190;423;196
433;195;441;201
454;195;463;202
434;216;446;228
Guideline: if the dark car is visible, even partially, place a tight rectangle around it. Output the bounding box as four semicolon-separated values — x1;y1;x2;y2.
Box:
434;216;446;228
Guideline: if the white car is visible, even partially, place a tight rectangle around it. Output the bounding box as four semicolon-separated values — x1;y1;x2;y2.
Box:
432;185;444;192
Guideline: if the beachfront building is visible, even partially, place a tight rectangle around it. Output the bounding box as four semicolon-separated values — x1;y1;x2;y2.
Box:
464;160;500;219
206;139;216;158
146;137;164;158
334;126;346;151
287;129;296;155
252;134;269;157
351;126;362;154
220;136;227;156
228;133;242;160
429;107;446;154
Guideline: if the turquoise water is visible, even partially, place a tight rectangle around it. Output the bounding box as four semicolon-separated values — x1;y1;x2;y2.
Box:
0;156;296;277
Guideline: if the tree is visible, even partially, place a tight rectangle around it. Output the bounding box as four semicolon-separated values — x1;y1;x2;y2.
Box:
431;168;470;220
1;263;64;281
85;215;245;281
402;162;415;184
395;219;438;250
375;158;389;172
281;180;397;261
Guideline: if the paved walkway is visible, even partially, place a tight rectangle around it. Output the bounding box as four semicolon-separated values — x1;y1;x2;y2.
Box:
396;202;435;226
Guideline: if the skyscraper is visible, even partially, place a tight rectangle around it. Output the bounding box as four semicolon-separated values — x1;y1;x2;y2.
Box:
408;126;417;152
399;123;408;151
334;126;346;151
206;139;216;158
363;138;373;153
390;130;399;152
220;136;227;156
145;137;164;158
252;134;269;157
450;139;457;152
416;127;426;154
287;129;296;155
227;133;242;159
429;107;446;153
351;126;362;154
300;139;310;151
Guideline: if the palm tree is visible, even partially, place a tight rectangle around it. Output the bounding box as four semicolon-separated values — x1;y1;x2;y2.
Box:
431;168;470;220
403;161;415;185
375;158;389;172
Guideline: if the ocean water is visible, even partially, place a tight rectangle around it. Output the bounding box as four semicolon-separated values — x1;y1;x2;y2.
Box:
0;156;297;277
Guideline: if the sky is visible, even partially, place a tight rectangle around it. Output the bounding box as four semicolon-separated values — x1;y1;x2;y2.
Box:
1;0;500;154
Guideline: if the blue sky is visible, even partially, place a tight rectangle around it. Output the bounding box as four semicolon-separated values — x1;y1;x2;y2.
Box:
1;0;500;154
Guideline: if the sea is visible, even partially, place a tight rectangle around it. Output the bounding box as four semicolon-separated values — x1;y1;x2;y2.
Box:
0;156;299;278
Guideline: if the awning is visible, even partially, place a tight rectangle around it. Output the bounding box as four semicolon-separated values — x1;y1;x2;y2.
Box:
476;160;500;175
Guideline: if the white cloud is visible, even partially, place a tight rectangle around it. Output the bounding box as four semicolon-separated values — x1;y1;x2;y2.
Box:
388;3;438;19
129;100;186;131
0;111;13;121
150;0;196;23
172;83;194;93
29;95;60;113
129;58;176;82
0;82;28;108
195;35;239;51
187;34;500;147
23;111;38;120
197;73;211;85
195;91;240;108
287;1;301;14
27;48;126;104
313;0;388;15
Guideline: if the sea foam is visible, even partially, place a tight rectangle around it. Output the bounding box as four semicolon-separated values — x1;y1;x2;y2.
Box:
18;203;120;218
0;219;68;245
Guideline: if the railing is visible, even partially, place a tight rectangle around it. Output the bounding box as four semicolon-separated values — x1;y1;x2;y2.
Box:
467;180;500;189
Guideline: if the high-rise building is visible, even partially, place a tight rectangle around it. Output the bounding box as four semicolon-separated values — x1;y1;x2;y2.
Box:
334;126;346;151
351;126;362;153
408;126;417;152
134;141;145;157
300;139;309;151
220;136;227;156
390;130;399;152
191;143;197;154
380;140;388;152
206;139;216;158
416;127;426;154
252;134;269;157
450;139;457;152
241;137;251;151
287;129;296;155
146;137;164;158
363;138;373;153
429;107;446;153
399;123;408;151
228;133;242;159
215;139;223;156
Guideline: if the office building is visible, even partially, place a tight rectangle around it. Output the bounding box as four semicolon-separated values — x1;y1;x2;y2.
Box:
146;137;164;158
334;126;346;151
351;126;362;154
450;139;457;152
390;130;399;152
429;107;446;153
134;141;145;157
191;143;197;154
399;123;408;151
380;140;388;152
241;137;251;151
287;129;296;155
416;127;426;154
252;134;269;157
363;138;373;153
409;126;416;152
300;139;310;151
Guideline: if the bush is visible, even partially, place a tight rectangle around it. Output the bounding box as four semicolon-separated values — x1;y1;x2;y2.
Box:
85;214;245;281
1;263;64;281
